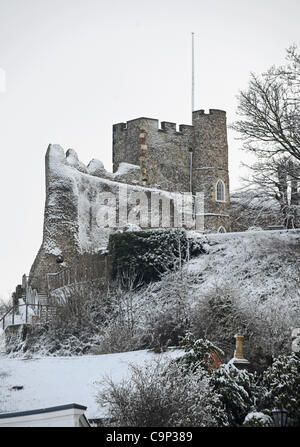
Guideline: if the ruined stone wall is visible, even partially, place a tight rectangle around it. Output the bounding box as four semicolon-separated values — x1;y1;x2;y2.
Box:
29;145;188;292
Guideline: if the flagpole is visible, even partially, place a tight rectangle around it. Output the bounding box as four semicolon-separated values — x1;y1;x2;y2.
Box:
191;32;195;118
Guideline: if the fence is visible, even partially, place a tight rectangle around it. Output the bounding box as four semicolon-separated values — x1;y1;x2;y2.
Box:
0;303;58;331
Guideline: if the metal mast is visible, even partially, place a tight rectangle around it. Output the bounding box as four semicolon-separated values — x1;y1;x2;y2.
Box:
191;32;195;116
190;32;195;193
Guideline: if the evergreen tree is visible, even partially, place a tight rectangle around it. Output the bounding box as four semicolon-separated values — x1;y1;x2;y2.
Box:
262;353;300;425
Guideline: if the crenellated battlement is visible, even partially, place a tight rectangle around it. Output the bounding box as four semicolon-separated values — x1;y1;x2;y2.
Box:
193;109;226;116
113;110;226;139
114;117;195;135
161;121;176;132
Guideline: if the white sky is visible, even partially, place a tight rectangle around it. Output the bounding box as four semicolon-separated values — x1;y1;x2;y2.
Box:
0;0;299;300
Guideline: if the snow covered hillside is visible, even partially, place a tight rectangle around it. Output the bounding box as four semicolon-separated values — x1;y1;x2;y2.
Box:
186;229;300;304
1;229;299;422
0;349;181;420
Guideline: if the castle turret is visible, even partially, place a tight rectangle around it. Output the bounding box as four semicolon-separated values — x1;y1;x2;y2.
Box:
192;109;230;232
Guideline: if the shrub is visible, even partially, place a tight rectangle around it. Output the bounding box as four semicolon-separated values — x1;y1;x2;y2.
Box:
177;334;262;426
243;411;273;427
97;358;228;427
262;353;300;425
190;285;245;359
211;363;261;426
108;229;206;283
177;332;224;372
141;272;193;349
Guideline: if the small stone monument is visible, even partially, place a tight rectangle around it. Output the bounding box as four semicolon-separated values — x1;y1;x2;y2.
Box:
231;334;250;370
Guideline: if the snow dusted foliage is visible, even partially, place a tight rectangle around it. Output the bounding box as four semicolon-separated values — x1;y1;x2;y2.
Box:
230;190;282;232
12;280;112;356
97;358;228;427
262;353;300;424
190;284;244;360
133;269;196;349
19;230;300;360
176;332;224;372
14;228;300;364
186;229;300;366
243;411;273;427
210;363;261;426
108;228;206;284
175;334;261;427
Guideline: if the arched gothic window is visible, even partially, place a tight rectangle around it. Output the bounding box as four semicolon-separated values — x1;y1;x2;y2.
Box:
218;226;226;233
216;179;226;202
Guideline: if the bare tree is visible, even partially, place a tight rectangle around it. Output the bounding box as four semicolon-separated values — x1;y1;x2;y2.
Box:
237;157;300;228
232;46;300;160
231;46;300;228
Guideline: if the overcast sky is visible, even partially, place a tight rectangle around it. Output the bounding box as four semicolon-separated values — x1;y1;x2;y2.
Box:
0;0;299;300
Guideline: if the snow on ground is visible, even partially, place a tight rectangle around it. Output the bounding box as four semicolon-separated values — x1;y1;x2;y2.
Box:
0;349;181;420
0;330;5;355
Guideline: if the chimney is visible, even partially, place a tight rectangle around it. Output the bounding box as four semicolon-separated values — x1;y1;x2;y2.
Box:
230;334;250;371
234;334;245;359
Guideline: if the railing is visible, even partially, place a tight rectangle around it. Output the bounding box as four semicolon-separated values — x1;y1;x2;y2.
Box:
0;306;16;331
0;303;58;331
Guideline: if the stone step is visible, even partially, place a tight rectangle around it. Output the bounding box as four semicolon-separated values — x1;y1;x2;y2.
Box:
37;294;49;305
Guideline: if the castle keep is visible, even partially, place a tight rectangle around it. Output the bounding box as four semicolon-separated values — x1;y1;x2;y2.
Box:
28;109;230;292
113;109;230;232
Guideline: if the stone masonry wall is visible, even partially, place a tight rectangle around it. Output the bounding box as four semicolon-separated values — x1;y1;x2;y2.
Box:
113;110;230;232
113;118;194;192
192;110;230;232
29;145;192;292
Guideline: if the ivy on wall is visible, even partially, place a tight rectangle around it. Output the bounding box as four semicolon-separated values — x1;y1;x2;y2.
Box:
108;228;206;283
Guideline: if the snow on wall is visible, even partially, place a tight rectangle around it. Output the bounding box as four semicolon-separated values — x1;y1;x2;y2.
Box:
28;144;186;291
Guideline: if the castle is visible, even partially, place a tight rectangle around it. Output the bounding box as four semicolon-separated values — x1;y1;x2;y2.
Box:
28;109;230;293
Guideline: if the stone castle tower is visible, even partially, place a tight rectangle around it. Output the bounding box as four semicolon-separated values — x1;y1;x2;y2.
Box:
113;109;230;232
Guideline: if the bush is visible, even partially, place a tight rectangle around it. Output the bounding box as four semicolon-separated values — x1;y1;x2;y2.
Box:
97;358;228;427
243;412;273;427
211;363;261;426
190;285;245;360
10;280;111;356
141;272;193;349
177;332;224;372
177;334;261;426
108;229;206;283
262;353;300;425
